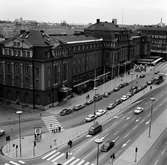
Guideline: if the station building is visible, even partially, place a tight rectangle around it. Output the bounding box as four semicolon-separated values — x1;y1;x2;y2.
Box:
0;19;150;109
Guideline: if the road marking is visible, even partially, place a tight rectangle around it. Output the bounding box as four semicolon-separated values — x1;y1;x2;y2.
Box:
77;160;85;165
145;120;150;125
113;136;119;142
86;135;92;138
121;139;131;148
51;153;65;162
136;118;140;122
154;159;159;165
70;158;80;165
47;152;60;161
9;161;20;165
42;149;57;159
84;162;90;165
113;116;119;119
161;148;166;155
18;160;25;164
63;156;76;165
4;164;10;165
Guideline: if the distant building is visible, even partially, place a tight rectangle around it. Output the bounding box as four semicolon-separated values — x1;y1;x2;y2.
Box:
0;19;150;109
138;19;167;59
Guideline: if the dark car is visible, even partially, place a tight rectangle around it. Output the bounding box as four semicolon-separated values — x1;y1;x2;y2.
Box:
115;99;122;105
113;87;120;92
107;103;117;110
0;129;5;136
101;140;115;152
139;74;145;78
59;108;73;116
93;94;103;102
88;122;102;135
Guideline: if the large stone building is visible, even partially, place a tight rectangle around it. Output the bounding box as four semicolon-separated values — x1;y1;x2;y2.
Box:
0;19;150;109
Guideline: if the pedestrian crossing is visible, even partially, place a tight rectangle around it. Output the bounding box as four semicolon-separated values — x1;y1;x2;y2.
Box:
42;149;94;165
42;115;64;133
4;160;25;165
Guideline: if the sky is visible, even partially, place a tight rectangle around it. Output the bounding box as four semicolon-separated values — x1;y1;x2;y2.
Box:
0;0;167;25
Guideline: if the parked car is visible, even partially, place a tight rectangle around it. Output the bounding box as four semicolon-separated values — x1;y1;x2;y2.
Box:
59;108;73;116
134;106;144;114
85;114;97;122
126;92;133;97
147;80;152;85
86;99;94;105
107;103;116;110
0;129;5;136
103;92;109;97
139;74;145;78
121;95;128;101
73;104;86;111
101;140;115;152
115;99;122;105
113;87;120;92
93;94;103;102
154;70;160;74
95;109;107;117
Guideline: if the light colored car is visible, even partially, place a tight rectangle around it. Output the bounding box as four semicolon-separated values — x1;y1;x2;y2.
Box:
121;95;128;101
0;129;5;136
85;114;97;122
134;106;144;114
107;103;116;110
96;109;107;117
73;104;86;111
103;92;109;97
86;99;94;105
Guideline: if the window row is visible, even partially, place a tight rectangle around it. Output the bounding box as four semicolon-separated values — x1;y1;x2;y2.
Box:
3;48;32;58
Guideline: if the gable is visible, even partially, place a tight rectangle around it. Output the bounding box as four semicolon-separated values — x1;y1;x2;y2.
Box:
4;39;32;49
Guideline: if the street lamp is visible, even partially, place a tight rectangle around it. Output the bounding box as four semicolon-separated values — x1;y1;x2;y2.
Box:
16;110;23;157
148;97;156;137
94;138;104;165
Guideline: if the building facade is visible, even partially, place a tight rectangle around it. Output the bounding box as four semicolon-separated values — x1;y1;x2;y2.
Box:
0;20;150;109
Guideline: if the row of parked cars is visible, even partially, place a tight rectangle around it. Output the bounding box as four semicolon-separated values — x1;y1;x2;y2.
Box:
59;82;129;116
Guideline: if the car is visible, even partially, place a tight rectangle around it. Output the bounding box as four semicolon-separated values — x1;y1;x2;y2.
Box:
121;95;128;101
86;99;94;105
126;92;133;97
93;94;103;102
147;80;152;85
0;129;5;136
107;103;116;110
101;140;115;152
113;87;120;92
95;109;107;117
154;70;160;74
59;108;73;116
134;106;144;114
115;99;122;105
103;92;109;97
85;114;97;122
73;104;86;111
139;74;145;78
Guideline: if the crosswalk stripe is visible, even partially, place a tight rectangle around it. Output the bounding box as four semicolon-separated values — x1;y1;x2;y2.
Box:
42;149;57;159
51;153;65;162
4;163;10;165
9;161;20;165
18;160;25;164
84;162;90;165
70;158;80;165
77;160;85;165
63;156;76;165
47;152;60;161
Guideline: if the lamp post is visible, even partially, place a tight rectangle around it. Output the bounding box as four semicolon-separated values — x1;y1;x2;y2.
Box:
94;138;104;165
148;97;156;137
16;110;23;157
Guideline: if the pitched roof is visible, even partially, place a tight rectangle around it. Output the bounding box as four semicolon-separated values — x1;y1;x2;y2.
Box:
18;30;53;47
85;21;128;32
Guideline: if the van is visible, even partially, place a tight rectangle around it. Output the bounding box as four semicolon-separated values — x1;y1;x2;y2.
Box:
101;140;115;152
88;122;102;135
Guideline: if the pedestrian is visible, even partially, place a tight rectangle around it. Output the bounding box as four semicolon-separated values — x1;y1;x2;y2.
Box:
50;145;52;149
65;151;68;159
58;126;61;132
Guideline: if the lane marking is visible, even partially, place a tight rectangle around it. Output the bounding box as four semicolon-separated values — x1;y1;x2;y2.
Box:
154;159;159;165
136;118;140;122
18;160;25;164
84;162;90;165
9;161;20;165
51;153;65;162
70;158;80;165
4;164;10;165
113;116;119;119
113;136;119;142
63;156;76;165
121;139;131;148
47;152;60;161
126;117;130;120
77;160;85;165
42;149;57;159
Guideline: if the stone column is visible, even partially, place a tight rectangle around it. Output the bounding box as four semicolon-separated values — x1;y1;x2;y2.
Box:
2;61;5;85
11;62;14;86
29;64;33;89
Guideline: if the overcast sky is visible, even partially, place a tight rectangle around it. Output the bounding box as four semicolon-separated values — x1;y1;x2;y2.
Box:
1;0;167;25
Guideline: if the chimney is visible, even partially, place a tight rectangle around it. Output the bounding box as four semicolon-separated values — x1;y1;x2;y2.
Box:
96;19;100;23
112;19;117;25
